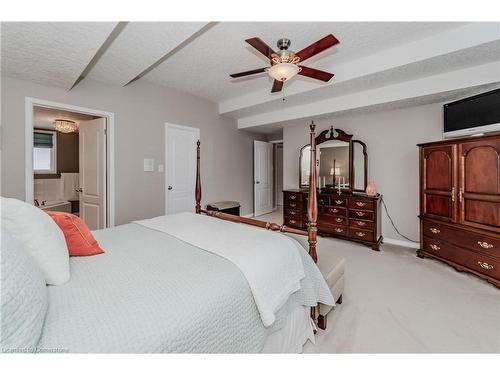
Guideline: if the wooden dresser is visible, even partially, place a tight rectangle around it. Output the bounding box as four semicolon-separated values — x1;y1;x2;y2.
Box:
418;134;500;287
283;189;382;250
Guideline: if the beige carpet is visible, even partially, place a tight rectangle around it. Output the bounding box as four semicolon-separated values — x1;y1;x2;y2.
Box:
256;207;500;353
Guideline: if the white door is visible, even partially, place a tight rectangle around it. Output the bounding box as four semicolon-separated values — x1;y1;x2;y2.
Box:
254;140;273;217
79;118;106;230
165;124;200;214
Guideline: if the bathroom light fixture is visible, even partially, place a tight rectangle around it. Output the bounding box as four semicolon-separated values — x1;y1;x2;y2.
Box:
53;119;78;133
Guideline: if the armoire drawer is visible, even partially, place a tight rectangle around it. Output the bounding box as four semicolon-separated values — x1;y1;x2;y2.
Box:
423;236;500;280
284;200;302;210
284;207;301;218
349;219;374;230
349;209;374;221
423;221;500;260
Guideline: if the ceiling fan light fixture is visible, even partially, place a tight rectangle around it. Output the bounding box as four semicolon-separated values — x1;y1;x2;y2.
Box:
53;119;78;133
266;63;301;82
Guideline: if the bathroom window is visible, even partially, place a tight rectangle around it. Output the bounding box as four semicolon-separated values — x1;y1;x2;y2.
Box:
33;130;57;174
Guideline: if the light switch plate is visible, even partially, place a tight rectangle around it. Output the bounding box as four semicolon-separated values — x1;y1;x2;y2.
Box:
158;164;164;172
143;158;154;172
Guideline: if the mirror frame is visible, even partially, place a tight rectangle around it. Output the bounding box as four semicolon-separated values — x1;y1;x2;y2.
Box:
352;140;368;192
299;127;354;192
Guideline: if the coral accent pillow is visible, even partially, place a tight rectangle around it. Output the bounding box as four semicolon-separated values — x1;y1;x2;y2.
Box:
46;211;104;256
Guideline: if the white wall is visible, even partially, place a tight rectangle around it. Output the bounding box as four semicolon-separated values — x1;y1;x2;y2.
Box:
283;103;445;244
1;76;263;224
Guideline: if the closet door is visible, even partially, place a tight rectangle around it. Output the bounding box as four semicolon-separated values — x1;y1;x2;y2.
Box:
421;144;458;222
458;137;500;232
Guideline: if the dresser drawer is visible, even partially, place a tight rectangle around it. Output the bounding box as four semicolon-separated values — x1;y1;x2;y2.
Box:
318;222;347;236
284;192;302;204
331;197;347;207
284;216;302;228
423;237;500;280
322;206;347;217
349;228;374;242
349;198;374;210
423;221;500;259
349;209;374;221
284;207;301;218
349;219;374;230
320;215;347;225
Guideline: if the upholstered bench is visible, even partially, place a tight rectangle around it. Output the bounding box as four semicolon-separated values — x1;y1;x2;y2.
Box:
285;233;345;330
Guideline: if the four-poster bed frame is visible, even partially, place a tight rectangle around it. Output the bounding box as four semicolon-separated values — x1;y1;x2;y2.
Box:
195;121;319;263
194;122;322;327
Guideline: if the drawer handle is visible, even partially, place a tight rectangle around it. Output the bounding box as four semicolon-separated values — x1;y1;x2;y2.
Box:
356;221;366;226
290;195;296;200
335;200;343;204
289;203;296;208
429;227;440;234
478;261;494;270
356;202;367;207
331;208;339;213
334;228;344;233
356;211;366;217
477;241;493;249
335;218;343;223
356;231;366;237
289;219;296;224
289;210;296;215
429;244;440;251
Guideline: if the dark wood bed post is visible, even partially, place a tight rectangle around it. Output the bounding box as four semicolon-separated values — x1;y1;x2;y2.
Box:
195;140;201;214
307;122;318;263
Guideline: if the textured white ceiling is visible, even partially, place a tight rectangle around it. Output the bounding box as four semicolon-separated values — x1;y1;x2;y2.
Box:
145;22;466;102
1;22;117;89
88;22;206;86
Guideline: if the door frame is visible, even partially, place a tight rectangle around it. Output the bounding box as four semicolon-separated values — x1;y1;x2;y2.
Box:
25;97;115;227
164;123;200;215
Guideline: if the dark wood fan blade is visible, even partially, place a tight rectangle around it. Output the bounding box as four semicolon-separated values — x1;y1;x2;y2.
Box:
296;34;339;62
230;67;267;78
271;80;284;93
298;65;334;82
245;37;275;59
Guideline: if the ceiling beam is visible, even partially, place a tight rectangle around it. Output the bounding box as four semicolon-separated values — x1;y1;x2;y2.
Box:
220;22;500;116
237;61;500;129
69;22;128;90
124;22;218;86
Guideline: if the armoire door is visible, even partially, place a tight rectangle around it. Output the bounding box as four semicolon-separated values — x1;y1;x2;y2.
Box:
421;144;457;222
458;138;500;232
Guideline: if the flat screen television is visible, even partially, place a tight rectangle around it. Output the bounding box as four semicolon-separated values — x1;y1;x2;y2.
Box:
444;88;500;138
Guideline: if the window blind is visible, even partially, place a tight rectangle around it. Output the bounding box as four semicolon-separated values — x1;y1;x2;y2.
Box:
34;132;53;148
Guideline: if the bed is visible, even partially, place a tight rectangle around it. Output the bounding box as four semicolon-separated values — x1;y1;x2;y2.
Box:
2;122;333;353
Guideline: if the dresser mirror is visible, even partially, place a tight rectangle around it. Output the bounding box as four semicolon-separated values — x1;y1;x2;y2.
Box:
299;127;368;192
352;140;368;192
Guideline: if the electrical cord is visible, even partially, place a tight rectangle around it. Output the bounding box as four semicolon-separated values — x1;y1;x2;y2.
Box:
380;196;419;243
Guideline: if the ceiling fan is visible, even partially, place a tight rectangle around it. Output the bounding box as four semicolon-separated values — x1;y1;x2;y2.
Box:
230;34;339;93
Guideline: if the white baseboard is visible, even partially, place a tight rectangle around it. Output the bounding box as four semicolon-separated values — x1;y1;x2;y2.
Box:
383;237;420;249
242;213;254;218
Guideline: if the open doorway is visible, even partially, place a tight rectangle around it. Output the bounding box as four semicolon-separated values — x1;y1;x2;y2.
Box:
26;98;115;229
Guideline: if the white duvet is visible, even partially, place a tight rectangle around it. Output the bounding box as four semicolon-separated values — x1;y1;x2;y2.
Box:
135;212;306;327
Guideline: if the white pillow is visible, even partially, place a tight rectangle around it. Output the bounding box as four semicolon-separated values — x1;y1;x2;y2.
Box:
1;229;48;350
1;197;70;285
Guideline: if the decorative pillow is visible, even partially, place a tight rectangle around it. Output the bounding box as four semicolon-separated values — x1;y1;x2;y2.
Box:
0;197;70;285
46;211;104;256
1;229;48;351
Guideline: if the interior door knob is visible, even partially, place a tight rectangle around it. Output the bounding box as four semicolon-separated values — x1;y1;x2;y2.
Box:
168;186;173;190
256;181;260;184
75;187;83;193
